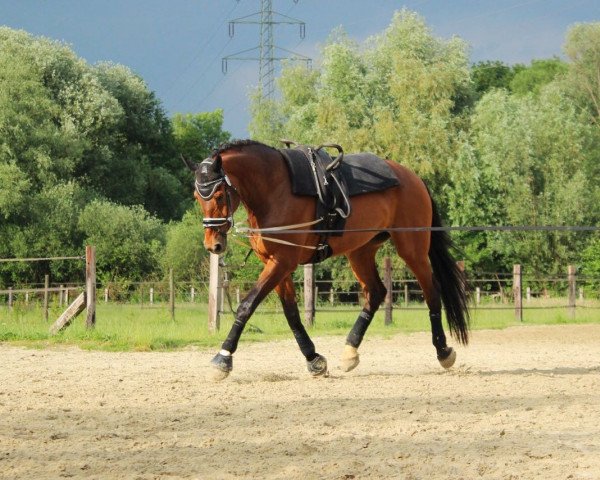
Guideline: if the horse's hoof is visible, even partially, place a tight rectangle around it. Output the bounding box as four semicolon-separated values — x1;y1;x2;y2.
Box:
307;354;328;377
437;347;456;369
340;345;360;372
207;353;232;381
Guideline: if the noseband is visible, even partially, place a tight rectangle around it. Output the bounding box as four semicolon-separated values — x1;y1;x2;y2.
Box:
196;158;235;231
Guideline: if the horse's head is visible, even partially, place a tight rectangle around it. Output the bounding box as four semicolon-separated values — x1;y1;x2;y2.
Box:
183;154;240;255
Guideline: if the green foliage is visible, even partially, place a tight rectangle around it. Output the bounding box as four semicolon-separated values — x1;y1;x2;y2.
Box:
580;237;600;288
470;60;522;99
162;209;209;281
448;86;597;275
251;9;470;195
173;109;231;204
0;27;229;286
78;200;165;282
510;58;568;96
563;22;600;122
172;109;231;163
0;162;30;219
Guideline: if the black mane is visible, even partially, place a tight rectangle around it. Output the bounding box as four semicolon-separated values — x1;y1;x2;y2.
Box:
212;139;276;157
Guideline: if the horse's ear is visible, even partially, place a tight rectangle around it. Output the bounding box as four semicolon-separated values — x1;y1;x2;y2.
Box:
181;155;198;172
212;154;223;172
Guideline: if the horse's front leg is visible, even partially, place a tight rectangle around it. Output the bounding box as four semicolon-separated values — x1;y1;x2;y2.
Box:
275;275;328;377
208;258;291;381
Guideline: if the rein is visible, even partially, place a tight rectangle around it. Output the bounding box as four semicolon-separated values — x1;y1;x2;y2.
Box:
234;218;324;250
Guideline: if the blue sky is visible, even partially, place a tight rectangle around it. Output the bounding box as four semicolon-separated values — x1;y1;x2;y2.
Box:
1;0;599;137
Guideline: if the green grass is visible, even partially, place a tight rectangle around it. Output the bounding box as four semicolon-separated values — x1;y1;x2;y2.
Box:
0;298;598;351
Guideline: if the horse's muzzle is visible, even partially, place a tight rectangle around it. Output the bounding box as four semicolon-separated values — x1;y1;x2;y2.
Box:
211;242;224;255
205;235;227;255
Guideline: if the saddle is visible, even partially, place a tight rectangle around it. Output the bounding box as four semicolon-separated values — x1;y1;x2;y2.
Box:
279;140;400;264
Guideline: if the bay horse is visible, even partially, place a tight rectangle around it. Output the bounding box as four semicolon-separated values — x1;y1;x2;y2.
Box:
183;139;469;381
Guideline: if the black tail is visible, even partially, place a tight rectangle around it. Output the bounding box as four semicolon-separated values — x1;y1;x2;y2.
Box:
428;196;470;345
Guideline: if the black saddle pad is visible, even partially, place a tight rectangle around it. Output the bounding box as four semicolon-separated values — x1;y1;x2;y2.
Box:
280;149;400;197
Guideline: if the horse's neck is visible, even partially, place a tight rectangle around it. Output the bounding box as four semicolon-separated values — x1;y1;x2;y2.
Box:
223;148;284;223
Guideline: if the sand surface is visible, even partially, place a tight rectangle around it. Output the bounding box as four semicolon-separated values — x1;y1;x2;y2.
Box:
1;324;600;479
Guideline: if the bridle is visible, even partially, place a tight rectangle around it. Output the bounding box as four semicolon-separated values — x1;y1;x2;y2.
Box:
196;158;236;233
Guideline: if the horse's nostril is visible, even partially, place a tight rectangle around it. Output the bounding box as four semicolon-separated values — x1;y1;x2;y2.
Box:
213;243;223;254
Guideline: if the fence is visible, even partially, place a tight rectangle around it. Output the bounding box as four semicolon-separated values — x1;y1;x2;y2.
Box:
0;246;96;333
2;253;599;332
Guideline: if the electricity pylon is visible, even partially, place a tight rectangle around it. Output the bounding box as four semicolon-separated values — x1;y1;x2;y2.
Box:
222;0;311;100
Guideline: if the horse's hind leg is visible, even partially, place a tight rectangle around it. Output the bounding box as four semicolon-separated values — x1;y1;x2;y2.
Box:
340;243;387;372
392;232;456;369
275;275;327;376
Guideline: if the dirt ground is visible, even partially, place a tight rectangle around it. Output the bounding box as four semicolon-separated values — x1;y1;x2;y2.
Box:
1;324;600;480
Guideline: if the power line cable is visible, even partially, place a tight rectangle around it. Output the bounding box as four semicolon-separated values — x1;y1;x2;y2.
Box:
165;2;240;106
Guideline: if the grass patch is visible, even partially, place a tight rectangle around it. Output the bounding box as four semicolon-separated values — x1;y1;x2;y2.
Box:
0;298;598;351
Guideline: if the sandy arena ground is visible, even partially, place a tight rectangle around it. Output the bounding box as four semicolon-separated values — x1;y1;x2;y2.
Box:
1;324;600;479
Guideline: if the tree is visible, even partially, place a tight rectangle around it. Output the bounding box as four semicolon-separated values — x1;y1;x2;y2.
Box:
173;109;231;162
471;60;523;99
162;209;209;281
580;238;600;290
251;9;471;195
563;22;600;123
448;86;596;275
0;27;189;285
78;200;165;282
89;62;185;220
510;58;567;96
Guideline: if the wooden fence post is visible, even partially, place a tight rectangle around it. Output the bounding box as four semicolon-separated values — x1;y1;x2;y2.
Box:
191;286;195;303
85;245;96;328
169;268;175;321
59;285;64;307
383;256;393;326
404;283;409;308
526;287;531;302
303;264;315;327
568;265;576;319
475;287;481;306
104;288;108;303
149;287;154;305
208;253;221;333
43;274;49;322
513;264;522;322
8;287;13;311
